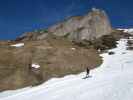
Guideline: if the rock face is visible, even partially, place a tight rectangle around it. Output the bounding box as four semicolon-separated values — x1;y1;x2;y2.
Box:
48;8;112;41
17;8;112;42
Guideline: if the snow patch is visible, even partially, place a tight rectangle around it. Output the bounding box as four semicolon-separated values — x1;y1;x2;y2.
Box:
11;43;24;47
31;64;40;69
71;48;76;50
117;28;133;33
98;49;101;52
129;36;133;39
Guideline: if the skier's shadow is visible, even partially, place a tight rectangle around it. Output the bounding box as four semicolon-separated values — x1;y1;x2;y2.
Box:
82;75;92;79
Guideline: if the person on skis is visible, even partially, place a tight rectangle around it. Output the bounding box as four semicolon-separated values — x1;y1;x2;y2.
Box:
86;67;90;77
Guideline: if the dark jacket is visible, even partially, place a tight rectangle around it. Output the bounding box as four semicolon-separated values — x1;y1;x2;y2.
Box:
86;68;90;75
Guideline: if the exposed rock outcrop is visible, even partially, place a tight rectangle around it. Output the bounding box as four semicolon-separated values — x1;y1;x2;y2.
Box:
48;8;112;41
17;8;112;42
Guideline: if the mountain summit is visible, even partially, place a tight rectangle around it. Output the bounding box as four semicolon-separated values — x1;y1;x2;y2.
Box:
17;8;112;41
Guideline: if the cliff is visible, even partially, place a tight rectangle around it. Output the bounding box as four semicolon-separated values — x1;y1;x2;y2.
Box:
17;8;112;41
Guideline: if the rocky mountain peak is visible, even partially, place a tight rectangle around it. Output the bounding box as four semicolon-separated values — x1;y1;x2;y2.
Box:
17;8;112;42
91;7;102;13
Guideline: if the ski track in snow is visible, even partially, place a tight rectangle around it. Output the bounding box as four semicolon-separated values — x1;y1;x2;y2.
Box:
0;39;133;100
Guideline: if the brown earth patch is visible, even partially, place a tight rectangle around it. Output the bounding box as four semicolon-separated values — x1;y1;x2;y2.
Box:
0;37;102;91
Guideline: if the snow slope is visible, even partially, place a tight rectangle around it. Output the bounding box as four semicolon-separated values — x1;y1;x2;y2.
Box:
0;39;133;100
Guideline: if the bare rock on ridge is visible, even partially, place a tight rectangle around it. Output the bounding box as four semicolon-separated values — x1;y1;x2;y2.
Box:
17;8;112;42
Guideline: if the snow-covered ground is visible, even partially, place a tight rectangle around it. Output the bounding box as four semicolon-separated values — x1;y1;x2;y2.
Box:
10;43;24;47
0;39;133;100
117;28;133;34
31;64;40;69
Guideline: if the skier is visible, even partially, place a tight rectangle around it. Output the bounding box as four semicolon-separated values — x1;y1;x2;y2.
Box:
86;67;90;77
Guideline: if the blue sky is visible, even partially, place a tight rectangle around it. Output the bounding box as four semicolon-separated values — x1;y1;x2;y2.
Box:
0;0;133;40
